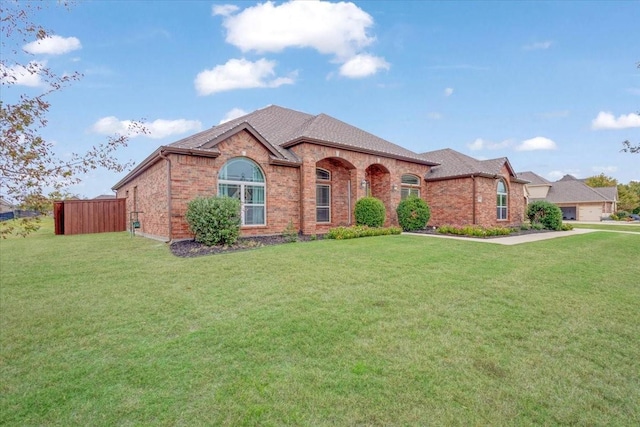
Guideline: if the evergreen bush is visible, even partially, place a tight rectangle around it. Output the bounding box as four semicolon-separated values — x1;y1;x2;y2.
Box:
354;197;386;227
526;200;563;230
185;196;241;246
396;196;430;231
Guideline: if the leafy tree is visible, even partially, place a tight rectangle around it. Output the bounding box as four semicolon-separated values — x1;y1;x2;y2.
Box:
584;173;617;188
617;184;640;213
1;1;145;238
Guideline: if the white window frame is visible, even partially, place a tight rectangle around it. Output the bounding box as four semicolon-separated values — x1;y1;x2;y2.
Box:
218;158;266;226
497;179;508;220
401;174;421;200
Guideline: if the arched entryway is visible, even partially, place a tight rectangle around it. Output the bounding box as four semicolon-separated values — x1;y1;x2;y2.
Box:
315;157;357;228
365;163;392;225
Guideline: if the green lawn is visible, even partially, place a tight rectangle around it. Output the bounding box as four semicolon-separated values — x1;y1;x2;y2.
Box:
2;220;639;426
569;222;640;233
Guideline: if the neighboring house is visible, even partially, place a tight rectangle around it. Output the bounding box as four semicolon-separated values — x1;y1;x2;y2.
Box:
93;194;116;200
0;197;15;214
518;172;617;221
112;105;527;241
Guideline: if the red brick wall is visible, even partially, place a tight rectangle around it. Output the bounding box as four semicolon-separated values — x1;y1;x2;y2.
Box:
290;143;431;234
426;172;526;228
115;158;169;240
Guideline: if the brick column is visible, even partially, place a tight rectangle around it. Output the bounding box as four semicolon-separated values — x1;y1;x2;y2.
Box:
300;160;317;235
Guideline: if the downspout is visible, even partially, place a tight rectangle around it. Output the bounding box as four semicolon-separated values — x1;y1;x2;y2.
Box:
471;175;477;225
159;150;173;242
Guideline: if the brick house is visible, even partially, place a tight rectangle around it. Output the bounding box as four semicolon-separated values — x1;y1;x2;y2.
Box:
518;172;617;221
112;105;527;241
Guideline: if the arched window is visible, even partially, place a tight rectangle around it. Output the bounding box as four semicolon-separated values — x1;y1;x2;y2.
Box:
401;174;421;200
218;158;265;225
316;168;331;223
497;179;508;220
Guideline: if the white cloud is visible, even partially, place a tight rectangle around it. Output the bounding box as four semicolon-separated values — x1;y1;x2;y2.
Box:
591;111;640;130
194;58;295;96
468;138;511;151
444;87;454;97
516;136;557;151
0;61;46;87
23;35;81;55
339;54;389;78
92;117;202;139
523;41;553;51
219;108;248;124
212;4;240;17
218;1;375;59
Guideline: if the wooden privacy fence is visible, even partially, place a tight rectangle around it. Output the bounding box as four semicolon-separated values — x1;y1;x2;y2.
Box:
54;199;126;235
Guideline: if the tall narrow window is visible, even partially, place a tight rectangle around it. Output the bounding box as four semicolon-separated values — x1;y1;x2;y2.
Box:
316;168;331;223
401;174;421;200
218;158;266;226
497;179;508;220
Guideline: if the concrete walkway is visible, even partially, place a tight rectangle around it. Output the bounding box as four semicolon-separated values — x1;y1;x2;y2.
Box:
403;227;636;246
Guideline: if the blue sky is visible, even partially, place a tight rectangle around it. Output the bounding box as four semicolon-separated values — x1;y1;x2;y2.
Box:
3;0;639;198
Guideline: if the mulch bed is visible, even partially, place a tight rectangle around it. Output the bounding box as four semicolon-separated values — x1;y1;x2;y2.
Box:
170;227;556;258
170;234;323;258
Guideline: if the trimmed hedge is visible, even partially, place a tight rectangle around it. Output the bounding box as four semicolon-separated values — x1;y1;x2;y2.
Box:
526;200;563;231
326;225;401;240
396;196;430;231
437;224;515;237
185;196;241;246
354;197;386;227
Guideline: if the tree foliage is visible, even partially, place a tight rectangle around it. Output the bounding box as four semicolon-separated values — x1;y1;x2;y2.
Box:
0;1;145;237
584;173;618;188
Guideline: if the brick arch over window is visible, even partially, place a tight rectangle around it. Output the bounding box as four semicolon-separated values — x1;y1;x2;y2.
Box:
218;157;266;226
316;157;356;226
497;178;508;220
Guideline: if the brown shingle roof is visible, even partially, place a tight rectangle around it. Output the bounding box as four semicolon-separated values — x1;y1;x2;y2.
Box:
530;175;617;203
421;148;524;182
517;171;551;186
170;105;436;165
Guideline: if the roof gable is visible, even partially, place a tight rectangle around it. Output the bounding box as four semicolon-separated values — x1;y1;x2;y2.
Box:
421;148;523;181
518;171;551;186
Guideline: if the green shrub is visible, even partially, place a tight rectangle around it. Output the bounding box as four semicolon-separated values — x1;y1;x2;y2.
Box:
561;223;574;231
282;219;298;243
354;197;386;227
615;210;629;219
633;207;640;215
185;196;241;246
526;201;563;230
326;225;401;240
436;224;515;237
396;196;431;231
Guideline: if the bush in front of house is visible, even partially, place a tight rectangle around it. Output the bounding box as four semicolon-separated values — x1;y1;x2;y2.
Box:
436;224;515;237
185;196;241;246
396;196;431;231
526;200;563;230
326;225;401;240
354;196;386;227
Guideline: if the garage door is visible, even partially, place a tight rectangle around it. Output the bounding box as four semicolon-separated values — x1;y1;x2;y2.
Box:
561;206;576;220
578;205;602;221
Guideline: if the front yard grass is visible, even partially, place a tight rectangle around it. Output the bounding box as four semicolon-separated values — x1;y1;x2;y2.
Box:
1;220;639;425
569;222;640;233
